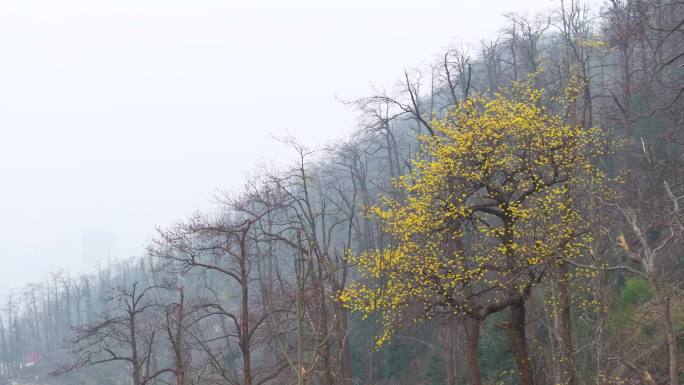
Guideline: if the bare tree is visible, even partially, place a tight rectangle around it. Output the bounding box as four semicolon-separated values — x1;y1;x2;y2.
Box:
57;282;172;385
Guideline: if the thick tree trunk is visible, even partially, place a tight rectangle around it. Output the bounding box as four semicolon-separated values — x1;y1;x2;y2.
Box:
241;317;252;385
463;317;482;385
509;301;534;385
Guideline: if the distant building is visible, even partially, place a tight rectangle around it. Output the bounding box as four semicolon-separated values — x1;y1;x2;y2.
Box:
81;230;115;271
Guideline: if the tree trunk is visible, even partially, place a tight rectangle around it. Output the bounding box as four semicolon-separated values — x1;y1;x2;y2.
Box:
175;287;185;385
557;263;575;385
240;230;253;385
663;297;680;385
509;301;534;385
130;313;141;385
445;320;457;385
241;318;252;385
463;317;482;385
317;270;334;385
365;344;374;385
334;301;353;385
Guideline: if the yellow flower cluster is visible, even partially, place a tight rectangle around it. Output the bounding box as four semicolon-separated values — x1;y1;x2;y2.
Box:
339;84;607;347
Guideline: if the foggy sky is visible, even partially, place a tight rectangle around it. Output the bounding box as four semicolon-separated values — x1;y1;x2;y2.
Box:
0;0;580;295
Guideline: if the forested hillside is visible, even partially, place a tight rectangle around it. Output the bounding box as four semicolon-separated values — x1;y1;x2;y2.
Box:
1;1;683;384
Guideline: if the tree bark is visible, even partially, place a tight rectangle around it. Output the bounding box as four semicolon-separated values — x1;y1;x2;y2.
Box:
174;287;185;385
509;301;534;385
445;320;457;385
317;264;334;385
240;230;253;385
662;296;680;385
334;300;353;385
463;317;482;385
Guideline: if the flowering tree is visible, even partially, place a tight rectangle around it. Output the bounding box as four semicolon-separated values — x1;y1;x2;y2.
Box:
340;86;606;385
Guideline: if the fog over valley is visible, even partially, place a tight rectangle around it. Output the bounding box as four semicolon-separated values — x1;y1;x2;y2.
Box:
0;0;557;294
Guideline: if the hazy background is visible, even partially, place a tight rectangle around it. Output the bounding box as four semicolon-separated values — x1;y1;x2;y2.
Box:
0;0;570;295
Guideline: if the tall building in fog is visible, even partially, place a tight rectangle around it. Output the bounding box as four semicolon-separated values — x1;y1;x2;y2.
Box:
81;230;116;271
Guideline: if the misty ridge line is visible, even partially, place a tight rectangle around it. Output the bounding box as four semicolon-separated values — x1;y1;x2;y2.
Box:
0;0;564;297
